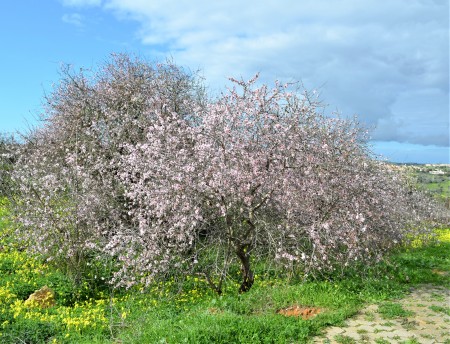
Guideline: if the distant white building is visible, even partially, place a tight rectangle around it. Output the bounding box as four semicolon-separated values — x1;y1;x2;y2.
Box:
429;170;445;175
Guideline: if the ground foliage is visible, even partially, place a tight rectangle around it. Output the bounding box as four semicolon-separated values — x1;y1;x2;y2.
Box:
0;201;448;343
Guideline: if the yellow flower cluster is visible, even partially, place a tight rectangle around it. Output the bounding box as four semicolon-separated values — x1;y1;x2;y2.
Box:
0;237;111;340
59;302;109;332
436;228;450;242
2;288;110;337
407;227;450;248
0;285;16;304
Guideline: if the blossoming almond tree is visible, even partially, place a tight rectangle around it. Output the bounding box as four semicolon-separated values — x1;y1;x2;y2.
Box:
117;75;441;293
9;54;443;293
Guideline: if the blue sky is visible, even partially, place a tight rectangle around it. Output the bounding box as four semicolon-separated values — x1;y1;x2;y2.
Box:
1;0;448;163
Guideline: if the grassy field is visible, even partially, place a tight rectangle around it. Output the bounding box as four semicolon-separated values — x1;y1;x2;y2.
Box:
425;179;450;199
406;164;450;203
0;198;449;343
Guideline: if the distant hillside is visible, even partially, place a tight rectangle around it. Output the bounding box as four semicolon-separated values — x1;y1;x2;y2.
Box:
392;163;450;207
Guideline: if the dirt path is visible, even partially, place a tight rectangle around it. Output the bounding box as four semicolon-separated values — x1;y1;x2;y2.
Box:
313;284;449;344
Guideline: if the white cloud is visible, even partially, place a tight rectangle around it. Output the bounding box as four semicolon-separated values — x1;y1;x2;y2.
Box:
61;0;102;7
62;13;85;27
73;0;450;147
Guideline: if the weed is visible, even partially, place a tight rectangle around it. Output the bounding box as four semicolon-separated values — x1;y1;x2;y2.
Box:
429;292;446;301
334;334;357;344
378;302;414;319
374;338;390;344
363;311;376;322
399;338;420;344
359;334;370;343
429;305;450;316
401;319;418;330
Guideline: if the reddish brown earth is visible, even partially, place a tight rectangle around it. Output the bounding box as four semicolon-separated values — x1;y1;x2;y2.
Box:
277;305;322;319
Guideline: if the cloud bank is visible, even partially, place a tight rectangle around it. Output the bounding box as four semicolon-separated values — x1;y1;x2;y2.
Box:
62;0;449;148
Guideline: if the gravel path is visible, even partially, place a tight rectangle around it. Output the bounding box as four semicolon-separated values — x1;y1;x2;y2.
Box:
313;284;450;344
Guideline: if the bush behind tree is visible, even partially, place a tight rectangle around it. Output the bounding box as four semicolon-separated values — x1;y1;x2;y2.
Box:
0;134;18;198
8;53;205;285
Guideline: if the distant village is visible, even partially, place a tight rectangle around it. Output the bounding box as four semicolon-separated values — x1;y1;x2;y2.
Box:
423;164;450;175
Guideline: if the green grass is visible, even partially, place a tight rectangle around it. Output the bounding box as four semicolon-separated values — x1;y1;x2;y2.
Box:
399;339;421;344
429;305;450;316
374;339;390;344
334;334;357;344
377;302;414;319
424;179;450;201
0;197;449;343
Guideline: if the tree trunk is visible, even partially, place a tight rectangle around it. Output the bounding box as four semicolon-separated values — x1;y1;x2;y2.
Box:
236;244;254;293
